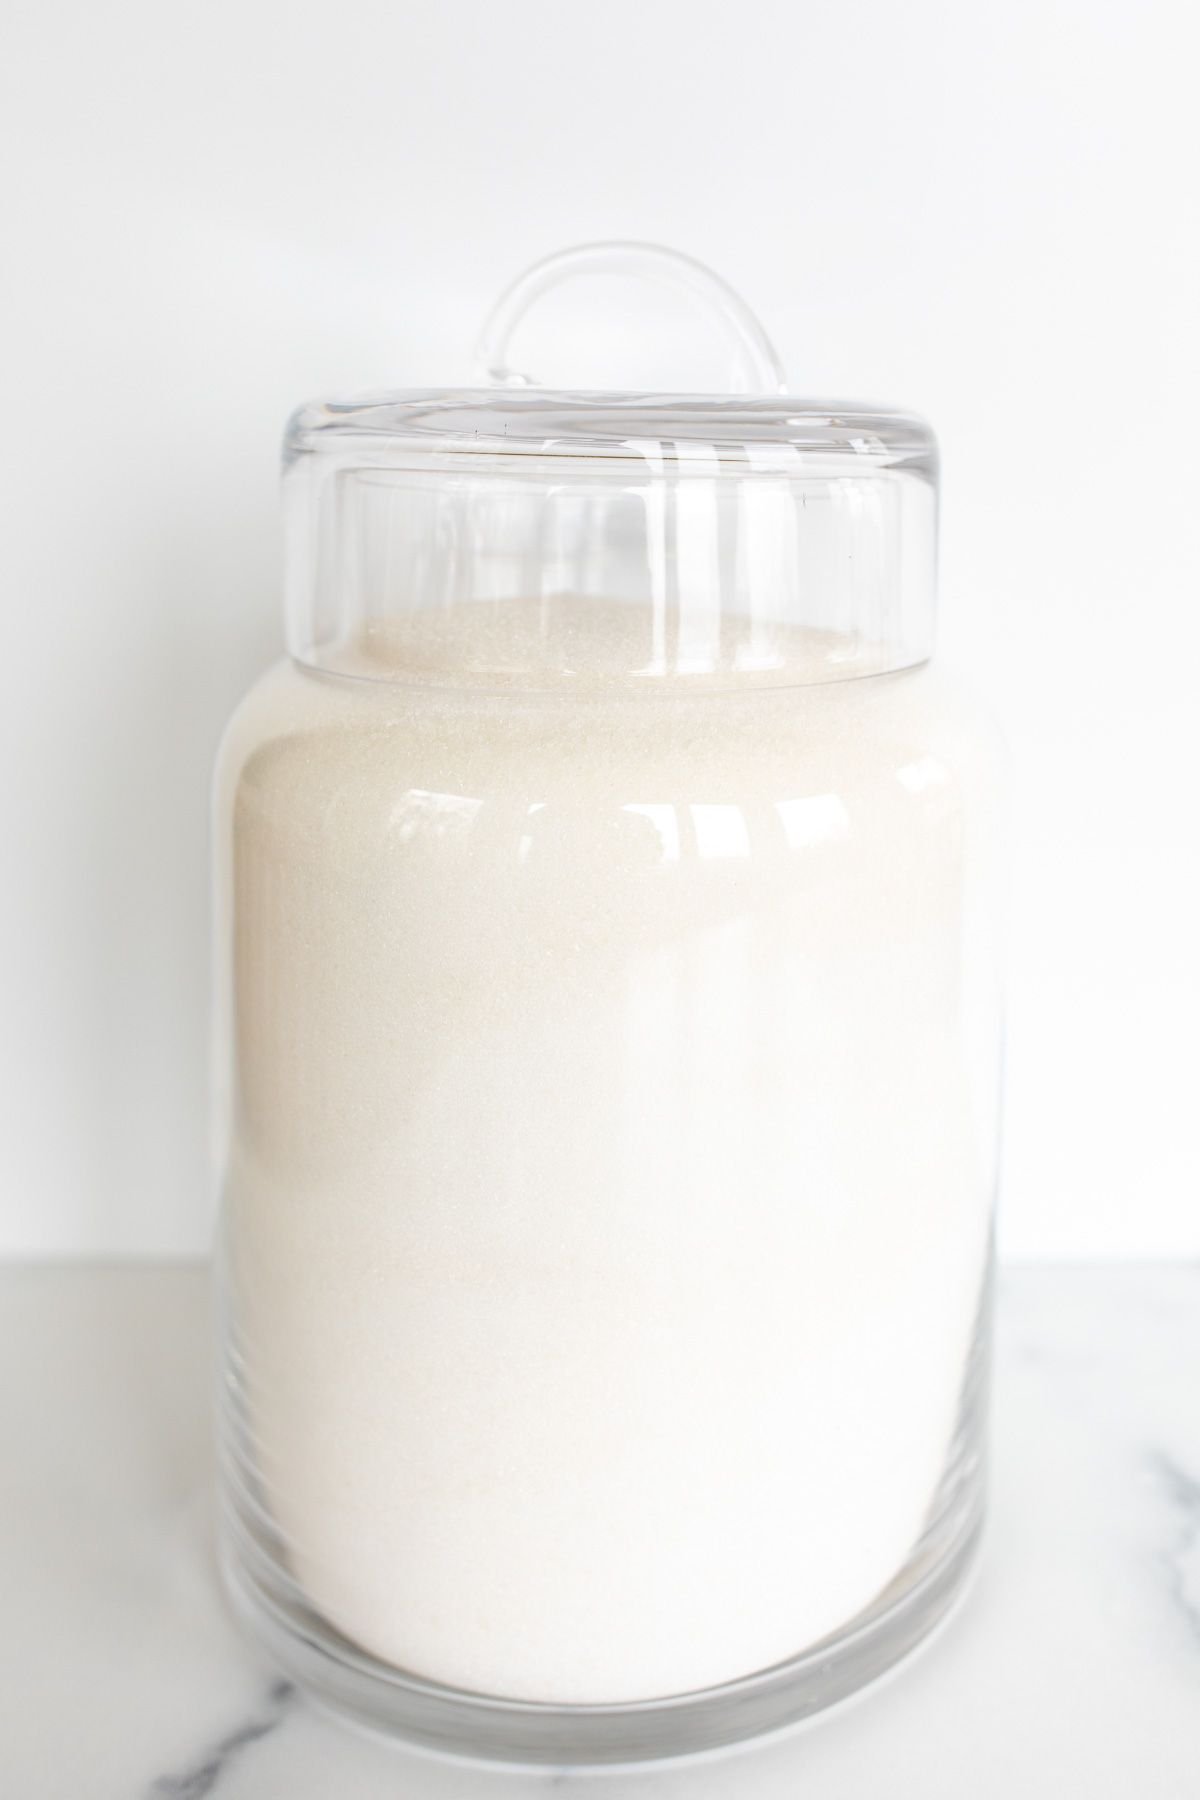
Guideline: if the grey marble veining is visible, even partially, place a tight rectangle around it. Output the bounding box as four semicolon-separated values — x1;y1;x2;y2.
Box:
2;1264;1198;1800
149;1681;295;1800
1150;1451;1200;1650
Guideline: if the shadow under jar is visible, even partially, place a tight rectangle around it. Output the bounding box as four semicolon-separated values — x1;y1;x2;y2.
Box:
214;385;1004;1766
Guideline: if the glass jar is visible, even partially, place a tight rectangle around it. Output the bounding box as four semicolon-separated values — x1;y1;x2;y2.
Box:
214;245;1003;1765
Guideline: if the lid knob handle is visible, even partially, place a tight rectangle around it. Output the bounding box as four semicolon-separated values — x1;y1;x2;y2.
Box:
474;240;788;395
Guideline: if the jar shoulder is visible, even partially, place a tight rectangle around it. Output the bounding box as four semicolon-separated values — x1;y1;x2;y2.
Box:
214;657;1003;843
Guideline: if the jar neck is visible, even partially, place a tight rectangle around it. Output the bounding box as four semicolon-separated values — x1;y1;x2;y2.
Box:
285;462;937;690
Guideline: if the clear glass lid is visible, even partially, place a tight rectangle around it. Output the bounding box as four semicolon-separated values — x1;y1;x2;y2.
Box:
283;244;938;689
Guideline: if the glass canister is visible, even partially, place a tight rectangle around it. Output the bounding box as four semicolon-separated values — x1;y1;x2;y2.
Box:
214;245;1004;1765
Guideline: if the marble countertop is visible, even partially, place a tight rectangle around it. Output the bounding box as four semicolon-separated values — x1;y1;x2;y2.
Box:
3;1264;1198;1799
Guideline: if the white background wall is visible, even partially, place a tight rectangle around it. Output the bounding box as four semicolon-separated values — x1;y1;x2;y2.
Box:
2;0;1196;1258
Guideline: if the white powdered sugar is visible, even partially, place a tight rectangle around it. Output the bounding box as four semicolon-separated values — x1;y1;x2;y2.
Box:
218;603;997;1705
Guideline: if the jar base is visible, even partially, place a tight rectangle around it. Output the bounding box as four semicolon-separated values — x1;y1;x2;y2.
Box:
217;1477;983;1769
